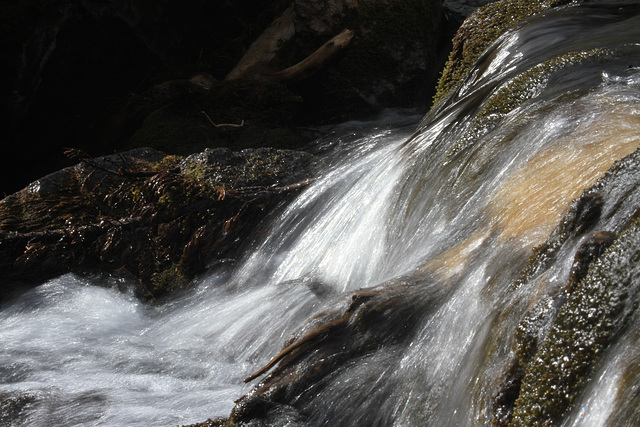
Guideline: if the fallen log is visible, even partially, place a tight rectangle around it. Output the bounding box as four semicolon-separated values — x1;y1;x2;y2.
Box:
266;29;355;83
226;28;355;84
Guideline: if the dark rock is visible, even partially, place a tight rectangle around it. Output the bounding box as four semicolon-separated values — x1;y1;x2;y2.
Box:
231;273;452;425
0;146;316;301
443;0;499;22
0;394;36;426
511;219;640;426
0;0;291;196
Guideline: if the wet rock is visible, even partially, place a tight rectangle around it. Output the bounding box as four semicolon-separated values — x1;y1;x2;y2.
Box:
230;273;452;425
510;219;640;425
0;394;36;426
566;230;616;292
492;147;640;424
0;147;316;301
432;0;579;107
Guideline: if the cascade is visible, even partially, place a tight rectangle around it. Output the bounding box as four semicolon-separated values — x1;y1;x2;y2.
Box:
2;1;640;426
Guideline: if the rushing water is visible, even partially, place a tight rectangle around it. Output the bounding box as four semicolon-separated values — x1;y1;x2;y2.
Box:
2;2;640;426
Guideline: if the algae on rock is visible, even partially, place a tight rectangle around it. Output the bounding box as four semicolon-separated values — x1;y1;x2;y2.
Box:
511;218;640;425
432;0;578;107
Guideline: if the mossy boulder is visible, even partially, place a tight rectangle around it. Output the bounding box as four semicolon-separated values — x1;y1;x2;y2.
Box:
510;219;640;426
0;147;316;302
432;0;579;108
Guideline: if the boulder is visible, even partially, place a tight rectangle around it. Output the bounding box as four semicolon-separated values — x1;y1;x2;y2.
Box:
0;147;316;302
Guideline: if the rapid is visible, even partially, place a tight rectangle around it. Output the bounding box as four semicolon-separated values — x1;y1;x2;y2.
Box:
2;1;640;425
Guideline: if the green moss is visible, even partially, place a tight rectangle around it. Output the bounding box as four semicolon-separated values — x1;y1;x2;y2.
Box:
156;174;212;207
149;262;188;298
432;0;578;108
510;219;640;426
447;48;615;158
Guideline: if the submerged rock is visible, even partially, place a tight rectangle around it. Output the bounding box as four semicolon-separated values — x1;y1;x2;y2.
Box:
232;273;452;425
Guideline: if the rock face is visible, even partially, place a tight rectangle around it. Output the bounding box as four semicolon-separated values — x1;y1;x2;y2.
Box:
431;0;577;106
0;147;316;301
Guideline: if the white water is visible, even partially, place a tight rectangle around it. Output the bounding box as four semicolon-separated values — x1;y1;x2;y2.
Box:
2;2;640;426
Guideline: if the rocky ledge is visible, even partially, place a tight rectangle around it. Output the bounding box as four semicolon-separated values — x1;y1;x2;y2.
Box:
0;146;316;302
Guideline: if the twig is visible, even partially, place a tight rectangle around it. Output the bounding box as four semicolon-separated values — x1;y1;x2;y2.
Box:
201;111;245;129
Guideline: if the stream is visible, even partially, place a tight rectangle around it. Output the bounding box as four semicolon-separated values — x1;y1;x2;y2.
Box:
2;1;640;426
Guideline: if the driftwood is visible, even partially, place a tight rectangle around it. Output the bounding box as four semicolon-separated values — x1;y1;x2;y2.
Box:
226;28;355;84
244;314;349;383
225;6;296;81
267;29;354;83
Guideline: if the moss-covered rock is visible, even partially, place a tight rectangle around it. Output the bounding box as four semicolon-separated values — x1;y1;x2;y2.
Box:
448;48;616;157
181;418;234;427
432;0;578;108
0;146;316;301
510;218;640;425
490;146;640;424
0;394;36;426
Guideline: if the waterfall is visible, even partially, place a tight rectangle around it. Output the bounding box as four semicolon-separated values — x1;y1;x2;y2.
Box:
2;2;640;426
